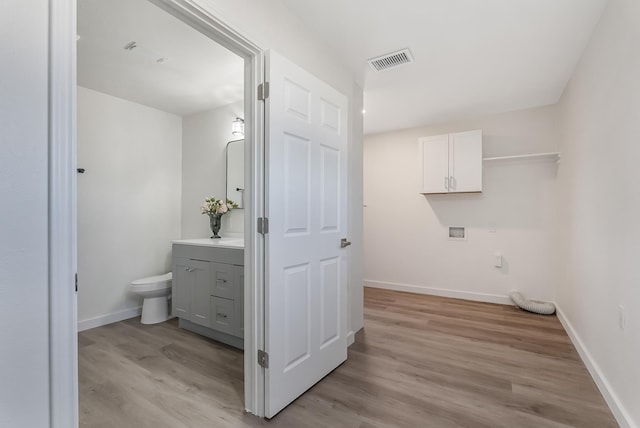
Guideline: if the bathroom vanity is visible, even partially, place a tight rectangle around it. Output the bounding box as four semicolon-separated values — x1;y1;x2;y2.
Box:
171;238;244;349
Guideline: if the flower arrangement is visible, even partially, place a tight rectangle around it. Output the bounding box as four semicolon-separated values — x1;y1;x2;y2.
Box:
201;197;238;239
201;197;238;216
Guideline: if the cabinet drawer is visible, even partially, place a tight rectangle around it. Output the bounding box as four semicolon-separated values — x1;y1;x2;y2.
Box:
211;297;236;335
210;263;236;299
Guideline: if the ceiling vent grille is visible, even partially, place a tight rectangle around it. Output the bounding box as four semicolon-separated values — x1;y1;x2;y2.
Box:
368;48;414;72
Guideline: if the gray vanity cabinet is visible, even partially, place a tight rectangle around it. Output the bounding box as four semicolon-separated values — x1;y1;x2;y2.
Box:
210;262;243;337
172;258;190;319
211;296;236;335
210;262;235;299
171;242;244;349
172;257;211;327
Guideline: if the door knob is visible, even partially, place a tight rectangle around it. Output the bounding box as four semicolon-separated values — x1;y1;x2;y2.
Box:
340;238;352;248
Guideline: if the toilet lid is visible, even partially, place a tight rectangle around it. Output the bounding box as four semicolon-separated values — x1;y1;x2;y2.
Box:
131;272;172;286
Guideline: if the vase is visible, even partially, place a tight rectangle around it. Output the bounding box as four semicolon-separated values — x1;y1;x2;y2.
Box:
209;213;223;239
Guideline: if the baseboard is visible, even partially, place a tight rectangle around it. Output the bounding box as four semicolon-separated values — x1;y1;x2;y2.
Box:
179;318;244;350
347;331;355;347
556;305;635;428
364;280;511;305
78;306;142;332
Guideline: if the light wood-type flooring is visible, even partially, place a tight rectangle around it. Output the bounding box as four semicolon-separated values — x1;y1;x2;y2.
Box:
79;287;617;427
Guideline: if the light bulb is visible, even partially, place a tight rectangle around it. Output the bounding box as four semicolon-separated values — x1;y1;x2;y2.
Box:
232;117;244;137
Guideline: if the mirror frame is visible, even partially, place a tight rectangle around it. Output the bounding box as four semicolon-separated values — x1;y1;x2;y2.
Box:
226;139;245;208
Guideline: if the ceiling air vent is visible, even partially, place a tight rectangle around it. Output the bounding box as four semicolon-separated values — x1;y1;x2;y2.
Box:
368;48;414;72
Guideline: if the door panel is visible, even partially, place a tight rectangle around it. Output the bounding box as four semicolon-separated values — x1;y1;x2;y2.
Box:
320;144;340;232
172;258;190;318
189;259;211;327
265;50;349;418
319;257;340;349
284;78;311;121
283;133;311;235
450;129;482;192
420;134;450;193
282;263;311;370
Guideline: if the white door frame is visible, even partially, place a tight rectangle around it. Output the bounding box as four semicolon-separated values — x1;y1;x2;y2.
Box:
49;1;79;426
49;0;266;425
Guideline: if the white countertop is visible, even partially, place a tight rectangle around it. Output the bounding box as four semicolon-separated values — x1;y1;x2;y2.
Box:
171;238;245;249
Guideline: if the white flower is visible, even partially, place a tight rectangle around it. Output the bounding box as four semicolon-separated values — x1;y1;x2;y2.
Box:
201;196;237;215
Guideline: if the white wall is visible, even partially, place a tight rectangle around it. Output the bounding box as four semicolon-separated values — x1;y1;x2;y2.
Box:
0;1;50;426
181;101;244;238
77;86;182;329
194;0;358;98
364;106;559;303
555;0;640;425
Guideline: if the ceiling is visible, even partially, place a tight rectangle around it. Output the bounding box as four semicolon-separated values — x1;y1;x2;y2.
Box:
78;0;607;132
77;0;244;116
281;0;608;135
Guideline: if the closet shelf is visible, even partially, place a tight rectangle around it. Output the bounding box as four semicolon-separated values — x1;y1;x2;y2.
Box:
482;152;560;163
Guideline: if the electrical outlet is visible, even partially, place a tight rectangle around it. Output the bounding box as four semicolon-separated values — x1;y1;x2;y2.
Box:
618;305;626;331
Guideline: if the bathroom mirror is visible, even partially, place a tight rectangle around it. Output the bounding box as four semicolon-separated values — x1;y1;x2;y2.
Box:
226;139;244;209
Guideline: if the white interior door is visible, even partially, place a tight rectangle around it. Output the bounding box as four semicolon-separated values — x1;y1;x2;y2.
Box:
264;50;349;418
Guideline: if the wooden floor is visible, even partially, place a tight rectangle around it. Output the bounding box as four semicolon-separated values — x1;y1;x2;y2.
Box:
79;288;617;427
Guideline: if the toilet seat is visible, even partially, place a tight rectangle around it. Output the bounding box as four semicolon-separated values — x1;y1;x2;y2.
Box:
130;272;172;293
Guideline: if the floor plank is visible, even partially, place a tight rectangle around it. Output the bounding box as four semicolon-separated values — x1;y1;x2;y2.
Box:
79;287;617;427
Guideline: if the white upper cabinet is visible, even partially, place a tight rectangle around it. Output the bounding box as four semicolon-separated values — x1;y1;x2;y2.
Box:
419;129;482;194
420;134;450;194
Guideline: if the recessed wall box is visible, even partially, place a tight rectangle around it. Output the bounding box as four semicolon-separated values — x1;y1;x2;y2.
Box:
448;226;466;240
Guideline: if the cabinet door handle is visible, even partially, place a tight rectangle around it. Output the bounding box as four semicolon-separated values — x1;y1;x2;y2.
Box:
217;313;228;318
444;176;449;190
216;278;227;283
450;176;455;190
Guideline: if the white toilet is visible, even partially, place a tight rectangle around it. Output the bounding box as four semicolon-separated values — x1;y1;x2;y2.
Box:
129;272;172;324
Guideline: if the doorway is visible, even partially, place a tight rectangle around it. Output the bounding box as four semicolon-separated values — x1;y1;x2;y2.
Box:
76;0;246;331
51;0;265;423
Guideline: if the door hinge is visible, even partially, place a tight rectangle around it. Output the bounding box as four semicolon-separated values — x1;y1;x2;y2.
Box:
75;273;78;292
257;217;269;235
258;82;269;100
258;349;269;368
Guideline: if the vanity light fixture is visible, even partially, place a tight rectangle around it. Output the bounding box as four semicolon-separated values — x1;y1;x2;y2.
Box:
232;117;245;137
